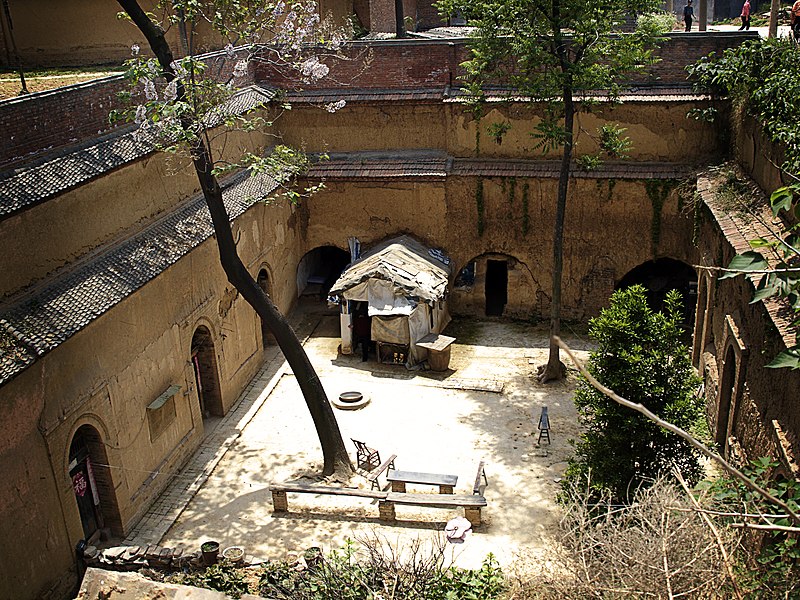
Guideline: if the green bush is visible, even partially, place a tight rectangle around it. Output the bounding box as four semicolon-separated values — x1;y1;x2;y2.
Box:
256;540;505;599
700;457;800;599
181;562;250;599
563;285;705;502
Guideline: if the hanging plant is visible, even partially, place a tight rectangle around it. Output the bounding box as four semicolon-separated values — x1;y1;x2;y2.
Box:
645;179;678;255
522;182;530;235
476;178;485;237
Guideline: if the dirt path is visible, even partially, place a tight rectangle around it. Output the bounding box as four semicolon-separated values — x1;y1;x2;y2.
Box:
161;313;591;569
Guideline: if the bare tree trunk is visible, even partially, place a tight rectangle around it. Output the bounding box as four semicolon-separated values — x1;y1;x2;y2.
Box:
769;0;780;37
117;0;353;478
539;89;572;383
395;0;406;37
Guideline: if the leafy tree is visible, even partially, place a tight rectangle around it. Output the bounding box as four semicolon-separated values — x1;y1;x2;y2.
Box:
435;0;667;381
564;285;705;501
114;0;353;476
688;38;800;370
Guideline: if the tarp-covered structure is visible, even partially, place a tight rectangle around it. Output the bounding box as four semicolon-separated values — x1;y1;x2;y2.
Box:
329;235;453;364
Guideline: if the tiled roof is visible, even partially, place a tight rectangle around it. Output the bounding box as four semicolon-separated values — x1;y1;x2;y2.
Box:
443;85;711;103
452;158;692;179
0;85;274;220
307;150;448;179
306;151;691;180
698;172;797;348
410;27;473;39
282;87;444;103
0;169;279;387
282;84;705;105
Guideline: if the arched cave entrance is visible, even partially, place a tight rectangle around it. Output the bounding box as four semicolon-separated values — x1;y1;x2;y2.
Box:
692;274;712;367
191;326;224;419
485;259;508;316
616;258;698;328
452;254;537;319
717;345;738;453
296;246;350;300
68;425;122;539
257;268;274;347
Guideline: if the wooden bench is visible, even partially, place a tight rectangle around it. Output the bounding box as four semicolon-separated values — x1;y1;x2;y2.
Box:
367;454;397;490
379;492;487;527
473;460;488;495
537;406;551;445
270;483;488;527
270;483;387;512
387;469;458;494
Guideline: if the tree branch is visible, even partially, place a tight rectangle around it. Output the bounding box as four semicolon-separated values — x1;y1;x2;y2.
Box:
554;336;800;524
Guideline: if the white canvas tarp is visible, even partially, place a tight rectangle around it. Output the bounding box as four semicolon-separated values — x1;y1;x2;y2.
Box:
371;314;410;345
330;236;453;364
344;279;416;316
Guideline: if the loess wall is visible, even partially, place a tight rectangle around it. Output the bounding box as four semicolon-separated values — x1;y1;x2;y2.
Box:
0;128;268;300
0;146;302;600
276;100;723;164
1;29;779;600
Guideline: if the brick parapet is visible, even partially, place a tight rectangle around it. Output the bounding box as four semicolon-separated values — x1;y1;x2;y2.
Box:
0;50;248;171
697;172;796;348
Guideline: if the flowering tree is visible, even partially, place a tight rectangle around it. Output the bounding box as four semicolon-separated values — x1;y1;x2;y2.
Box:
115;0;354;477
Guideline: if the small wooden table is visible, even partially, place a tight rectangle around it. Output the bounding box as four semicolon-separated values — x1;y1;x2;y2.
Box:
416;333;456;371
387;469;458;494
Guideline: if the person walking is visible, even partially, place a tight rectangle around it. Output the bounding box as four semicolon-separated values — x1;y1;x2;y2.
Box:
792;0;800;42
683;0;694;31
739;0;751;30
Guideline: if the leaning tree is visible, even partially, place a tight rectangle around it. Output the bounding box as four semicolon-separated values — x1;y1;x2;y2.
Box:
115;0;353;477
436;0;668;381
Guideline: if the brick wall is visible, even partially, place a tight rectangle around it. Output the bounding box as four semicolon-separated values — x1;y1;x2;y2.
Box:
0;77;128;170
255;32;754;91
416;0;446;30
0;52;246;170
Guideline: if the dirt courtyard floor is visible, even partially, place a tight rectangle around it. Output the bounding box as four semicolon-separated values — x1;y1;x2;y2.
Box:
161;309;592;571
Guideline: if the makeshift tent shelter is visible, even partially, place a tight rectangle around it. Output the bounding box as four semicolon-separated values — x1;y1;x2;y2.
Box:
328;236;453;365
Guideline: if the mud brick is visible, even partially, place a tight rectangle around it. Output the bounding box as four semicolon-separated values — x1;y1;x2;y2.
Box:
378;501;396;521
272;490;288;512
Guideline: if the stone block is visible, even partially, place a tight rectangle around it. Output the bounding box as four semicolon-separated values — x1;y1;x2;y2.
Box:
378;501;396;521
464;507;482;528
272;490;288;512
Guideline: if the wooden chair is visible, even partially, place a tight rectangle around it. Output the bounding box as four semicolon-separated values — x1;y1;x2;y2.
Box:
351;438;381;472
537;406;551;445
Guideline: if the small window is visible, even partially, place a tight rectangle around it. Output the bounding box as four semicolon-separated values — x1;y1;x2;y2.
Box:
147;385;180;442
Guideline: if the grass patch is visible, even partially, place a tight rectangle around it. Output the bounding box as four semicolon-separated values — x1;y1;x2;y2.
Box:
0;67;124;100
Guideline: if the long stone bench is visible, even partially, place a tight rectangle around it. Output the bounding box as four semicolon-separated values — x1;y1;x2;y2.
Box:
379;492;487;527
270;483;488;527
270;483;387;512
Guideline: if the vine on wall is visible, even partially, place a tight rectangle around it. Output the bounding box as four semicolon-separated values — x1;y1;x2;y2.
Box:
522;182;530;235
645;179;678;255
476;178;485;237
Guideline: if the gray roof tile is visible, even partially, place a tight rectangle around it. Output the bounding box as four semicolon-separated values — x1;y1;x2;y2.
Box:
0;86;274;219
0;168;278;386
